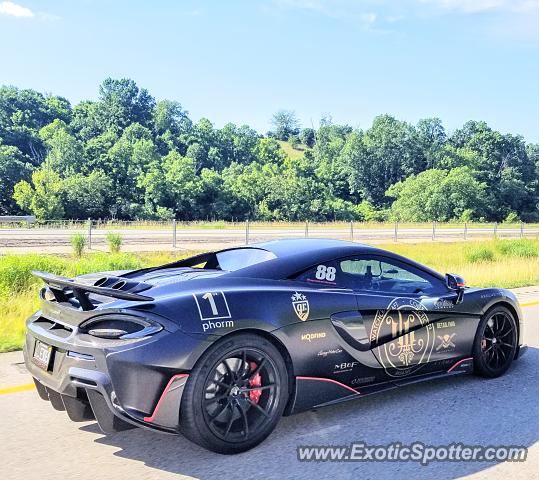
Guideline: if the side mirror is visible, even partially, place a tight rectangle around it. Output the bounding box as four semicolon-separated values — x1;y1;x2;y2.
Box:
446;273;466;304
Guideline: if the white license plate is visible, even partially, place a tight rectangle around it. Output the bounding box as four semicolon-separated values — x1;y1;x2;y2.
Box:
32;341;52;370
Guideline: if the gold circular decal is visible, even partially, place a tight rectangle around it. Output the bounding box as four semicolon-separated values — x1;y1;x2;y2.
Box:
370;298;435;377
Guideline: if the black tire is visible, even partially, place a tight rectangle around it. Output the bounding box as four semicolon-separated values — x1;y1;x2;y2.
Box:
179;333;289;454
473;305;518;378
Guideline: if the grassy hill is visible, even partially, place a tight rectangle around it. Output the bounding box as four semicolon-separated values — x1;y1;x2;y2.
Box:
277;140;310;160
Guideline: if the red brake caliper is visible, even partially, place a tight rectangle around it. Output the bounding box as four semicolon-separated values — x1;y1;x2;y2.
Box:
248;361;262;404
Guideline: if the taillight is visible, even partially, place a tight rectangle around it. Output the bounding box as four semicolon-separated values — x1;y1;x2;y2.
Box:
80;315;162;340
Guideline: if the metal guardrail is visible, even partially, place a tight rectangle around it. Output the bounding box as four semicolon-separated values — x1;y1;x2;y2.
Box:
0;220;537;251
0;215;36;224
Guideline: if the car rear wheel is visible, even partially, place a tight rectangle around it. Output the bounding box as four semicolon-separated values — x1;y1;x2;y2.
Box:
473;306;517;378
180;333;289;454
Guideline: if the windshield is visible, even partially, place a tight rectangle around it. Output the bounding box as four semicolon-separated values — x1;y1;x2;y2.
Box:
215;248;276;271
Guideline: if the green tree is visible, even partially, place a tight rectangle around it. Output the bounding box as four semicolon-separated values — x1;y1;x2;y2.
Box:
270;110;300;141
0;86;71;163
61;171;113;219
153;99;192;155
386;167;487;222
13;168;64;220
0;142;31;214
416;118;446;169
449;121;537;220
288;134;300;149
39;119;84;175
71;101;104;141
299;128;315;147
98;78;155;132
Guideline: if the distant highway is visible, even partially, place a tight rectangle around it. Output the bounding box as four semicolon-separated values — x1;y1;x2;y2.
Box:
0;224;537;253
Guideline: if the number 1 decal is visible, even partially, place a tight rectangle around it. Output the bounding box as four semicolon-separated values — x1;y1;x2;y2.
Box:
193;291;232;320
202;292;218;316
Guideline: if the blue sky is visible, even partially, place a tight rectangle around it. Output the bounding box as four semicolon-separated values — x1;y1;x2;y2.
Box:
1;0;538;141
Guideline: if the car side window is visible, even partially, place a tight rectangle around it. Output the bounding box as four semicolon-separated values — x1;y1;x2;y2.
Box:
295;256;444;295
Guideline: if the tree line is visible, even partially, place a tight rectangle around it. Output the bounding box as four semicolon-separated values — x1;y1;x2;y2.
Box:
0;78;537;222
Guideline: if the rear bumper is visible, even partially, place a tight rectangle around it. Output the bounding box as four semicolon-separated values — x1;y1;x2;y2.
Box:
24;311;211;434
29;365;142;433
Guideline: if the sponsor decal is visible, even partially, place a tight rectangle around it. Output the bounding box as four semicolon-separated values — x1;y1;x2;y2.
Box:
434;299;454;310
351;376;376;385
480;290;505;299
436;333;456;351
193;291;233;332
430;358;456;367
193;291;231;320
334;361;359;374
436;320;456;329
301;332;326;342
292;292;310;321
370;298;436;378
202;319;235;332
317;348;343;358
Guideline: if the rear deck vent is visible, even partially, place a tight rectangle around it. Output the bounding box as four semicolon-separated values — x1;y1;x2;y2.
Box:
33;317;73;339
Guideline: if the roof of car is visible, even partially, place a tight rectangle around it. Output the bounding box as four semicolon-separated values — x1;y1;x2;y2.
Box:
252;238;372;257
225;238;444;281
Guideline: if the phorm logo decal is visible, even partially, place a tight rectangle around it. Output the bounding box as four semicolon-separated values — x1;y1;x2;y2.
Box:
202;319;235;332
370;298;435;378
292;292;310;321
193;291;234;332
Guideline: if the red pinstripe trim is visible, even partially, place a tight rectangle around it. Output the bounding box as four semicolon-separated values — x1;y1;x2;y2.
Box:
447;357;473;373
144;374;189;423
296;376;360;395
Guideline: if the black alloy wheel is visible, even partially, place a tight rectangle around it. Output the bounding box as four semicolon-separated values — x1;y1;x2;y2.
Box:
473;306;517;378
180;333;289;454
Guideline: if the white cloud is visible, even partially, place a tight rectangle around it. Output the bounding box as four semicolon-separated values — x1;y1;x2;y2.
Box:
420;0;539;13
273;0;380;27
0;1;34;17
270;0;539;39
360;12;377;24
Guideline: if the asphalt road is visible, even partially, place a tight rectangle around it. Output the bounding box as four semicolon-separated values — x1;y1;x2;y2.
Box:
1;225;538;254
2;304;539;480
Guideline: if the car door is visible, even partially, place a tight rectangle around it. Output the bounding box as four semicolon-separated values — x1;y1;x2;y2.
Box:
325;254;473;381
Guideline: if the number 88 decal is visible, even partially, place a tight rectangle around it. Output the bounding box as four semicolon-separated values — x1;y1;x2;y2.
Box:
315;264;336;282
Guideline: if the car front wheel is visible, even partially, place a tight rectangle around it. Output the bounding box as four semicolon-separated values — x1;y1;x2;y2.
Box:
473;306;518;378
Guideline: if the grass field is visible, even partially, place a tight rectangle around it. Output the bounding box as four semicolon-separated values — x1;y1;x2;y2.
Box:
1;239;538;353
277;140;308;160
0;251;194;353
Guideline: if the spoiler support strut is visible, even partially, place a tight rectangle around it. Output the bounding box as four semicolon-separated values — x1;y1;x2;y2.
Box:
32;271;154;311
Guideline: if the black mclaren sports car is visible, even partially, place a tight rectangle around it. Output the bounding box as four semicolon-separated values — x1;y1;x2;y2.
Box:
24;239;526;453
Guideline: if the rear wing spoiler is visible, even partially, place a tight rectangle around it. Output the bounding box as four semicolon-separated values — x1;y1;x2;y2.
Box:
32;271;154;310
